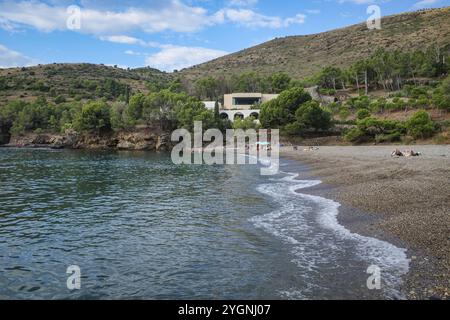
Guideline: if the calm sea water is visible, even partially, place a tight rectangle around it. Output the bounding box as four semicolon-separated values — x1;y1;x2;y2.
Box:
0;148;409;299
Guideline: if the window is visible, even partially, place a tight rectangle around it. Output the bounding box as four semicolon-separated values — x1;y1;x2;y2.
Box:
233;97;261;106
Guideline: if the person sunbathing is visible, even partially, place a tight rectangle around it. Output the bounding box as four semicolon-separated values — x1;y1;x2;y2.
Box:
391;149;421;157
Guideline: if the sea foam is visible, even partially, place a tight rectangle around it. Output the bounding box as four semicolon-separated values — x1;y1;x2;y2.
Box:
251;171;410;299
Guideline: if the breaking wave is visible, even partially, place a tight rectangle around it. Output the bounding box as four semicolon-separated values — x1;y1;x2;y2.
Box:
250;171;410;299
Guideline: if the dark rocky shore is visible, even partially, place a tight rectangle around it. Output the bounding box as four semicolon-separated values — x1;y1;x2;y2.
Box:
0;129;172;151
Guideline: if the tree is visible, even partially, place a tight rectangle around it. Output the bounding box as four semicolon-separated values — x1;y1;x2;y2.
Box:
195;77;219;100
127;93;145;122
259;99;290;128
276;87;312;115
432;75;450;114
193;110;218;132
233;116;260;130
406;110;435;139
349;53;378;94
175;98;213;132
73;101;111;134
318;66;343;90
260;87;312;128
111;101;133;131
214;101;220;122
167;78;185;93
269;72;292;93
295;101;332;131
142;90;184;129
230;72;268;93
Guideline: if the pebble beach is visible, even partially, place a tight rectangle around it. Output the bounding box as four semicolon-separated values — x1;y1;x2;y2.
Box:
280;145;450;300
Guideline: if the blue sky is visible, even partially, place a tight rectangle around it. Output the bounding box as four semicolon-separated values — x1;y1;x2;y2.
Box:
0;0;448;71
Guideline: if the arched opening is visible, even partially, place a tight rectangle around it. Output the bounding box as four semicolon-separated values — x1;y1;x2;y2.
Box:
220;113;229;120
250;112;259;119
234;113;244;120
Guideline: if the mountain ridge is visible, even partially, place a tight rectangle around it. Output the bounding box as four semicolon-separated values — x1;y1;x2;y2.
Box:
179;7;450;81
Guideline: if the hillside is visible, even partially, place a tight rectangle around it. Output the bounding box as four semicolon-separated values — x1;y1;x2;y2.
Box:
0;7;449;105
179;7;450;82
0;63;170;104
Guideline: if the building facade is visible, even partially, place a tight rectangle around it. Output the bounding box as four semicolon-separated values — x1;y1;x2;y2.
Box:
203;93;279;123
223;93;279;110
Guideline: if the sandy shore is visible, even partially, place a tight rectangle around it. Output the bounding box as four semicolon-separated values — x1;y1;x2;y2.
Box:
280;145;450;300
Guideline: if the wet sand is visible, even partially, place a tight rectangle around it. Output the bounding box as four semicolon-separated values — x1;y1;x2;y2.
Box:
280;145;450;300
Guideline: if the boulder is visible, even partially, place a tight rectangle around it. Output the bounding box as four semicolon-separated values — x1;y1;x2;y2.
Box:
116;132;157;150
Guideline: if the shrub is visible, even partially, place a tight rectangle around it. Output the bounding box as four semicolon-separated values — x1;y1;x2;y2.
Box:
375;132;402;143
282;122;303;136
328;102;339;113
338;107;350;121
357;109;371;120
276;87;312;114
344;117;406;143
55;95;66;104
346;95;370;110
73;101;112;134
416;95;430;108
344;128;367;143
406;110;435;139
233;116;260;130
295;101;332;131
318;88;336;96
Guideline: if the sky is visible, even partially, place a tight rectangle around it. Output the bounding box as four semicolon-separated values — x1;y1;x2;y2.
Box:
0;0;448;71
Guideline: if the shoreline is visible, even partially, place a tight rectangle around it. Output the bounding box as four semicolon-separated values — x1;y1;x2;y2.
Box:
280;145;450;300
1;144;448;299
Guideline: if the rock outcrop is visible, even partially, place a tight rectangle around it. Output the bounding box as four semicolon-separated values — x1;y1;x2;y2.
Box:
116;131;157;151
4;128;172;151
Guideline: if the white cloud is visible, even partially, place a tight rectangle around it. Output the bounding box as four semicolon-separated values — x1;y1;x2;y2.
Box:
0;0;308;35
413;0;439;8
0;0;214;34
100;35;161;48
100;35;146;45
218;9;306;28
229;0;258;6
145;45;228;72
125;50;141;56
0;44;37;68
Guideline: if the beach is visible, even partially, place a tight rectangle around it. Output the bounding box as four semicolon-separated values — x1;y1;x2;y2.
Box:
280;145;450;299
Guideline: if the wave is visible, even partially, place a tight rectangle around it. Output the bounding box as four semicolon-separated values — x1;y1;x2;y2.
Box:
250;171;410;299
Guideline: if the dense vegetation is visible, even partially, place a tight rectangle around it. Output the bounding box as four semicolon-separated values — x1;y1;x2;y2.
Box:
0;42;449;145
187;46;450;143
0;81;231;137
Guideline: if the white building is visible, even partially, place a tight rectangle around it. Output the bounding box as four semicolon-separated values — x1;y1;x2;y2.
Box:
223;93;279;110
203;93;279;123
203;101;220;111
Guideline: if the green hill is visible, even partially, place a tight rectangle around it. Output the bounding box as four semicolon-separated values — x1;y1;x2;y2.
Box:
0;63;171;104
179;7;450;82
